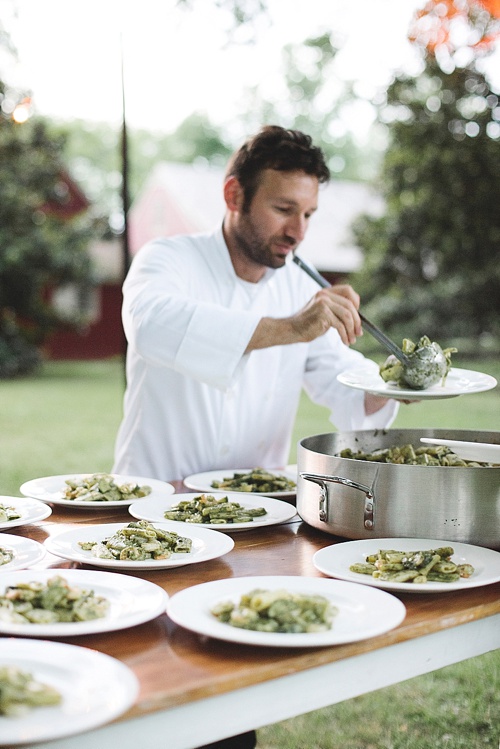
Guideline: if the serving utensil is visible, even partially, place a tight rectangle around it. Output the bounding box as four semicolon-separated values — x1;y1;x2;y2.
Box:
292;255;411;366
419;437;500;464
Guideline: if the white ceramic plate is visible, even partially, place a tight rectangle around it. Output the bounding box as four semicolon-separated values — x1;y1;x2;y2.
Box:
183;467;298;497
0;638;139;745
166;575;406;647
337;367;497;401
0;495;52;530
20;473;175;508
0;568;168;636
44;521;234;570
128;491;298;532
0;533;46;572
313;538;500;593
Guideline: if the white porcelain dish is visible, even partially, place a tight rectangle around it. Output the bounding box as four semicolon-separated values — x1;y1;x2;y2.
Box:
0;568;168;636
183;467;297;497
128;491;298;531
0;495;52;529
313;538;500;593
44;521;234;570
337;367;497;401
166;575;406;648
0;638;139;745
0;533;46;572
20;473;175;508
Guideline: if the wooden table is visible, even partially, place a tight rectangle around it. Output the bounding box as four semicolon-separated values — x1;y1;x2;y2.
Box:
4;483;500;749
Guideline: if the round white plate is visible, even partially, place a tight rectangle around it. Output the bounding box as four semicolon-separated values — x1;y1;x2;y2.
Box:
337;367;497;401
0;533;46;572
0;495;52;529
44;521;234;570
0;638;139;745
313;538;500;593
183;467;297;497
166;575;406;647
0;568;168;636
20;473;175;508
128;491;298;532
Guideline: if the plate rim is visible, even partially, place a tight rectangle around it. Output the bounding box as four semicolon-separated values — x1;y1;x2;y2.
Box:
0;637;139;744
313;537;500;593
44;520;235;569
337;366;497;400
166;574;406;647
128;491;298;531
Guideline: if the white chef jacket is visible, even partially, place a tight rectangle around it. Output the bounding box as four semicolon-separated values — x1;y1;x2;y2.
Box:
113;225;398;481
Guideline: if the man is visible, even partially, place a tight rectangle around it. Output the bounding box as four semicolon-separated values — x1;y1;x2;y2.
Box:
113;125;397;484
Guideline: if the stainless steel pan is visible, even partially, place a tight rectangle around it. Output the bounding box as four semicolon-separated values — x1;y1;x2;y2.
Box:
296;428;500;549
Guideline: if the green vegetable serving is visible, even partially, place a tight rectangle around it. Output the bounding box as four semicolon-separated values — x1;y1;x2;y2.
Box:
211;468;296;493
350;547;474;584
0;575;109;624
164;494;267;524
0;665;61;716
211;588;337;633
0;546;14;567
0;504;21;523
379;335;457;390
63;473;152;502
78;519;192;561
338;443;495;467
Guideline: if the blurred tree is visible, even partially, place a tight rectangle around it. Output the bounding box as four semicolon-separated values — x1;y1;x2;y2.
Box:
0;80;95;377
352;0;500;344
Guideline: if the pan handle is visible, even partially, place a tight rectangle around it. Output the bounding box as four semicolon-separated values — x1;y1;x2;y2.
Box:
299;472;375;530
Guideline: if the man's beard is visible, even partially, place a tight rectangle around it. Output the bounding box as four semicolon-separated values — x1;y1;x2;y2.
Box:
233;212;297;269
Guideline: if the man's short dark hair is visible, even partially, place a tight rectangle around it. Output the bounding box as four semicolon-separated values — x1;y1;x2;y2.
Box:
226;125;330;210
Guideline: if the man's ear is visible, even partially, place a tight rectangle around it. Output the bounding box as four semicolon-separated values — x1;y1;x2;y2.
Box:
223;175;244;212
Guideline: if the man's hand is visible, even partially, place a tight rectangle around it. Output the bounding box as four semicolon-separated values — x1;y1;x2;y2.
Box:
246;284;363;352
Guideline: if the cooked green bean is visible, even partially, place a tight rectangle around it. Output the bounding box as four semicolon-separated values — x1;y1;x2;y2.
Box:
350;546;474;584
0;504;21;523
164;493;267;524
211;468;296;493
211;588;337;633
0;546;14;567
338;443;496;467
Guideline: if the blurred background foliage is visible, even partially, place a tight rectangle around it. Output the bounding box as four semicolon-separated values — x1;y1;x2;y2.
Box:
0;0;499;377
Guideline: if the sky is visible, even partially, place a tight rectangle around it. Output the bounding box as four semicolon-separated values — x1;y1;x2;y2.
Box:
1;0;499;140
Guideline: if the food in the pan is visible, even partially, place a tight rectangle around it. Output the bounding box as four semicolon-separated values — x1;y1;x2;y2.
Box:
379;335;457;390
0;504;21;523
78;519;192;560
211;468;296;493
211;588;337;633
0;575;109;624
63;473;152;502
0;665;61;715
350;546;474;584
164;494;267;524
0;546;14;567
338;443;496;467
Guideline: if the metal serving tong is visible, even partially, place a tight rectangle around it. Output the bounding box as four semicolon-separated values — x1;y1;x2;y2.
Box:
292;254;410;366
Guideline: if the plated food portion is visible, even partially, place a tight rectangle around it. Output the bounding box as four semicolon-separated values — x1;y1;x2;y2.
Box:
0;534;46;572
313;538;500;593
20;472;175;509
129;491;298;531
184;467;297;497
337;366;497;401
379;335;456;390
45;520;234;570
0;569;168;636
166;575;406;647
0;496;52;530
0;638;139;745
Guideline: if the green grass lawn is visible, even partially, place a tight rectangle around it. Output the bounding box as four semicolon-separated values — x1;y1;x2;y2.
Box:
0;355;499;749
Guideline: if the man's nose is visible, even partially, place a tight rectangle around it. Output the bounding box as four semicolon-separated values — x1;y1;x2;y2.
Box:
285;214;307;242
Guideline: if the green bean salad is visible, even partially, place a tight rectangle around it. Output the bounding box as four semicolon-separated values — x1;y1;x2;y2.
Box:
63;473;152;502
350;546;474;584
0;665;61;716
164;494;267;524
78;520;192;561
211;468;296;493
